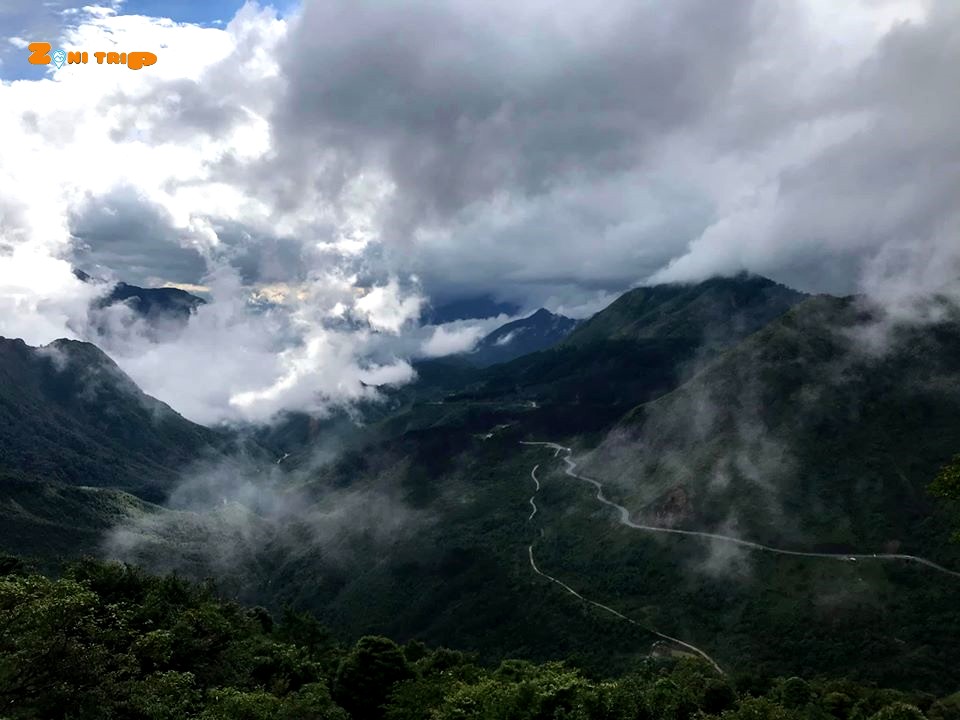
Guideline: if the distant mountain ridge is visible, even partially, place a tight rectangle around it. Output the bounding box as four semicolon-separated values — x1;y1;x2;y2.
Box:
74;269;206;328
430;274;810;427
468;308;579;367
562;272;807;347
99;281;205;322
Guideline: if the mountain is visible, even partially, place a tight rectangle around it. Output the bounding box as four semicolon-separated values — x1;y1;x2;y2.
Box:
0;336;222;500
587;293;960;550
206;281;959;691
98;281;206;322
561;272;807;347
468;308;579;367
316;298;959;688
6;275;960;693
429;274;810;433
74;270;206;333
0;335;250;563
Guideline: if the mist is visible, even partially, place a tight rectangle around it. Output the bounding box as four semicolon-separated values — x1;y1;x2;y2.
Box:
102;442;431;603
580;291;960;577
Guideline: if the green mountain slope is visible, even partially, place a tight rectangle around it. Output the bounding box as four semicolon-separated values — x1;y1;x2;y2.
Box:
562;273;807;347
204;289;960;692
0;337;222;500
586;294;960;553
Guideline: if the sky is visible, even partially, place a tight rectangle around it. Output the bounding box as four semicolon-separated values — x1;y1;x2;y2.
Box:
1;0;958;424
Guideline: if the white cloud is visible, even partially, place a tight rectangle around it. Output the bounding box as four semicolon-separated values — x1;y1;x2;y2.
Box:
354;279;423;334
493;330;517;347
0;4;427;424
421;323;486;357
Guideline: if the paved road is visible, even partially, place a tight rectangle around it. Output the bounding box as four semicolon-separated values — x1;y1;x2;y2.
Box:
523;456;725;674
520;438;960;676
521;441;960;580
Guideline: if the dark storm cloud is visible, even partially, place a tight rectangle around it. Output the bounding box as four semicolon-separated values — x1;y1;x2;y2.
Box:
211;222;310;285
653;0;960;303
11;0;959;354
69;189;314;288
70;187;207;286
266;0;756;231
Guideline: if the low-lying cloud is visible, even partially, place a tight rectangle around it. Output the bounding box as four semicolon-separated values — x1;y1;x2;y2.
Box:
104;448;429;591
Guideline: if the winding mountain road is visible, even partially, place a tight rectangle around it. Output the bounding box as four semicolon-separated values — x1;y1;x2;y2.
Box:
524;459;725;674
521;441;960;579
520;439;960;677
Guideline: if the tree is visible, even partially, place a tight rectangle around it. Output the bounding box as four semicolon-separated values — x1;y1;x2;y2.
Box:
869;703;927;720
0;575;127;719
334;636;413;719
931;454;960;539
279;681;349;720
198;688;283;720
779;677;813;709
703;679;739;714
127;671;202;720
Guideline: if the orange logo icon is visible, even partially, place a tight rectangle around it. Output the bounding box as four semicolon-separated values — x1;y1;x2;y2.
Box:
27;41;157;70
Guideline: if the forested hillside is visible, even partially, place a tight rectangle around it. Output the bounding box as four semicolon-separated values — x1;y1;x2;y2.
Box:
2;558;955;720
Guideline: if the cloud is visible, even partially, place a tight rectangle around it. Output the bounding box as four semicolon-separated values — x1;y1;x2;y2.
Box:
70;186;208;286
1;0;958;424
104;449;430;588
354;278;423;333
493;331;517;347
91;268;421;425
648;0;960;300
0;4;427;424
420;323;486;357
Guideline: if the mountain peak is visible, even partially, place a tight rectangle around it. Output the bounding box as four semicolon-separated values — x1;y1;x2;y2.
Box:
529;307;555;319
563;273;808;347
466;307;578;367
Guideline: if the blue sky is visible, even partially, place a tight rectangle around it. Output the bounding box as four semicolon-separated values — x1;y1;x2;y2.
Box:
117;0;246;25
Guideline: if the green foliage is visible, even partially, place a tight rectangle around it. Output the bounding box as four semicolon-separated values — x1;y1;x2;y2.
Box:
0;560;951;720
928;693;960;720
333;635;413;719
198;687;283;720
779;677;814;709
868;703;927;720
931;454;960;539
128;671;202;720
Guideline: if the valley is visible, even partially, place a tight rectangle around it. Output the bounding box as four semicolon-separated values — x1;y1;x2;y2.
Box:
2;276;960;693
